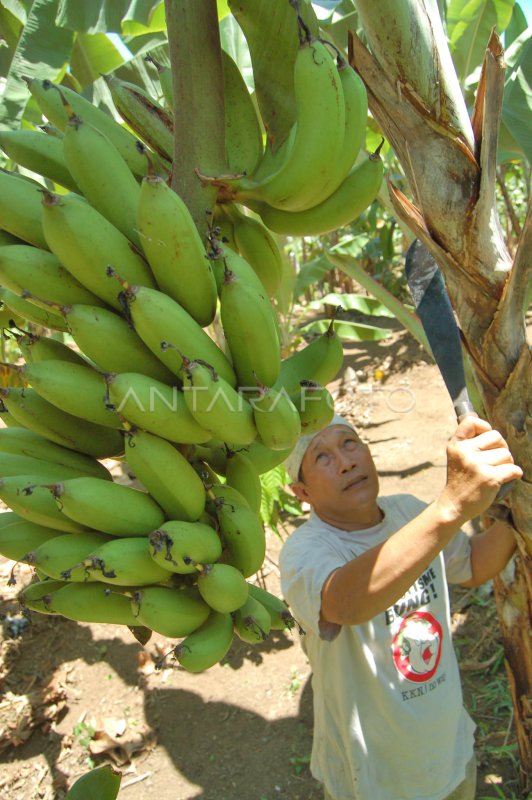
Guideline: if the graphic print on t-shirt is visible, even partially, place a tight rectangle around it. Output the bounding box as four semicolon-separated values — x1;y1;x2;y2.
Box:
392;611;443;683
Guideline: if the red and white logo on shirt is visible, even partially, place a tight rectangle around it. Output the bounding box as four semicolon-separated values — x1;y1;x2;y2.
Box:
392;611;443;683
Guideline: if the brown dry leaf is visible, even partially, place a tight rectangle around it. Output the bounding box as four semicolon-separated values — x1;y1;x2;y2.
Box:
88;715;155;766
137;650;155;675
0;679;67;752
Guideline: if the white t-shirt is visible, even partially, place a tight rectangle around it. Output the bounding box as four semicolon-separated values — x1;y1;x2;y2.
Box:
280;494;476;800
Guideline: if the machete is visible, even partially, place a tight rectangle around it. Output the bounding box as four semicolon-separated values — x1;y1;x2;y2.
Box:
405;239;512;501
405;239;474;421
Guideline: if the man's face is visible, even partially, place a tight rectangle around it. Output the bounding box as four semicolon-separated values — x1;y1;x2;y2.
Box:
292;425;380;529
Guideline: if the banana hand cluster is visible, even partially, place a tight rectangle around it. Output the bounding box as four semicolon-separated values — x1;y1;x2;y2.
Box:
0;4;383;671
204;28;382;237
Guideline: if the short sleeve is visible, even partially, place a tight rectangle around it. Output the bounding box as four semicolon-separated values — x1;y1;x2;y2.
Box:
279;531;345;641
443;530;472;584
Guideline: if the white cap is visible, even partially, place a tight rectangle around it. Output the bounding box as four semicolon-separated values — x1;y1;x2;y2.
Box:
284;414;356;483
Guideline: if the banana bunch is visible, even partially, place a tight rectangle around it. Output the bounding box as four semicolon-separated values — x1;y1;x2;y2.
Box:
0;3;384;672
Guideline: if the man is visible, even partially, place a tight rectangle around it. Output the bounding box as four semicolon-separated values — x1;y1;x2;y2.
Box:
279;413;522;800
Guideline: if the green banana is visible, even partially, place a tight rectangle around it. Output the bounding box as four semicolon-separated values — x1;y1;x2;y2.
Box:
256;147;384;237
196;563;249;613
220;266;280;388
233;594;271;644
0;517;64;562
137;173;217;327
209;235;268;297
62;304;175;384
131;586;210;638
247;583;296;631
194;459;223;490
0;511;19;529
223;205;283;297
182;360;257;445
0;306;20;331
332;61;368;186
0;387;124;458
225;450;262;514
274;319;344;396
207;483;249;508
25;530;112;579
51;477;165;537
63;114;141;248
149;519;222;573
307;59;368;207
228;439;294;475
173;611;234;673
0;407;23;429
234;39;345;212
215;499;265;578
211;204;236;250
0;129;78;191
0;229;24;246
79;536;174;586
107;372;211;445
0;453;103;483
0;287;69;332
119;284;236;387
18;332;87;366
251;384;301;451
292;380;334;434
0;244;104;311
0;170;48;249
103;73;174;161
0;474;90;532
0;428;111;480
250;125;296;184
43;582;139;625
193;441;228;476
124;428;206;521
39;124;63;138
222;50;263;176
18;577;67;614
41;192;156;311
21;360;122;430
25;77;149;178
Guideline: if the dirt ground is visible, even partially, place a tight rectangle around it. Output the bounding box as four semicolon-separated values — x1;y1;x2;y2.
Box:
0;322;526;800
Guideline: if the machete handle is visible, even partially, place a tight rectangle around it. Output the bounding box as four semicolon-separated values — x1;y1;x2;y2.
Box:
455;404;477;423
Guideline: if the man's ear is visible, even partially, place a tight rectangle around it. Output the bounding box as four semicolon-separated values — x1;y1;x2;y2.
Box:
291;481;311;503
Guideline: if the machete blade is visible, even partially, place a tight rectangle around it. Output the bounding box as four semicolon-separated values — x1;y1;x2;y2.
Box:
405;239;474;420
405;240;514;501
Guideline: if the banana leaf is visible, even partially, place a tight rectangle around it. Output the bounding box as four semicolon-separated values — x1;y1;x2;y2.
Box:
65;765;121;800
505;2;528;45
56;0;163;34
70;33;125;88
293;256;332;300
308;292;396;317
299;319;392;341
0;0;74;130
326;248;432;354
447;0;516;86
499;27;532;164
217;0;231;20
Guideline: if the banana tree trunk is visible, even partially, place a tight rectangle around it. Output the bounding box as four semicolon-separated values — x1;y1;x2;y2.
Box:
350;0;531;788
